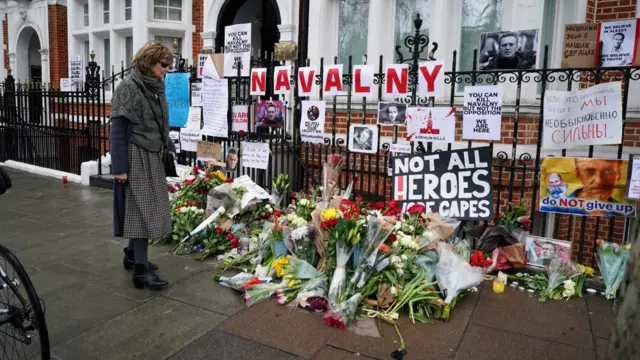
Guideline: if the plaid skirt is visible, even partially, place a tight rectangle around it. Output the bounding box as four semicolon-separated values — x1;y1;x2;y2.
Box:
123;143;172;239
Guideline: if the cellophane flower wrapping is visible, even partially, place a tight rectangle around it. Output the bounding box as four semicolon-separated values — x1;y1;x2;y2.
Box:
283;257;322;280
243;280;288;306
328;239;354;305
435;242;483;304
289;275;329;312
350;215;393;291
323;293;362;329
323;154;344;202
597;241;630;299
283;224;317;266
547;258;576;290
541;259;585;301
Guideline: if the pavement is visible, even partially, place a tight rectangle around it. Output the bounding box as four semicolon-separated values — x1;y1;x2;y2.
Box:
0;168;617;360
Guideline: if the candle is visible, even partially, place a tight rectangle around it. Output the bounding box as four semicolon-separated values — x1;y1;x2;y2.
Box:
492;279;505;293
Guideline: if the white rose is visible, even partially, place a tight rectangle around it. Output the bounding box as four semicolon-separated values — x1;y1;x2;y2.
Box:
390;286;398;296
401;254;408;261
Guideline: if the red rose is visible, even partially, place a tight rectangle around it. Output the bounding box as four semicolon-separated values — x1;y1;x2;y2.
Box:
227;233;234;240
184;178;196;186
388;200;398;209
239;130;246;136
374;201;385;210
388;233;397;242
289;193;297;199
356;195;364;201
230;238;239;249
226;178;234;183
407;204;426;215
273;209;282;218
215;227;223;234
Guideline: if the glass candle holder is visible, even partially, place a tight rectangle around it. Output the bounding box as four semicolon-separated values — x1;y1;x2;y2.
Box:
492;279;505;293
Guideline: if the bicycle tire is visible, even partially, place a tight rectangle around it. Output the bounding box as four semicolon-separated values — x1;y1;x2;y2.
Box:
0;244;50;360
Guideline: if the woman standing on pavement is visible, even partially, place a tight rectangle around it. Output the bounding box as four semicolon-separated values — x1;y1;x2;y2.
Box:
110;41;175;290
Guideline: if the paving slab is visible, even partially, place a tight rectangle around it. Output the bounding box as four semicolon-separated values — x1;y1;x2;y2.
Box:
28;263;105;297
455;324;595;360
165;271;245;317
586;295;615;339
167;329;302;360
221;300;338;359
51;297;226;360
594;337;608;360
311;346;377;360
470;284;593;348
1;225;85;251
12;233;100;269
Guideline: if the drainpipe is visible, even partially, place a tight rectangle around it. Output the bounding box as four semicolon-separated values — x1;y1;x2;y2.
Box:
297;0;310;66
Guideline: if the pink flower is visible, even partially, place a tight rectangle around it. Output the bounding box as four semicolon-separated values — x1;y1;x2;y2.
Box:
242;294;251;302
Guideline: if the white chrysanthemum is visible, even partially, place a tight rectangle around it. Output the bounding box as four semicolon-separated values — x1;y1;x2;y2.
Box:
290;226;309;240
298;198;309;206
563;279;576;298
293;217;308;227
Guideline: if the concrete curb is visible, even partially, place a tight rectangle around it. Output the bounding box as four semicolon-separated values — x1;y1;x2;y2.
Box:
2;160;83;184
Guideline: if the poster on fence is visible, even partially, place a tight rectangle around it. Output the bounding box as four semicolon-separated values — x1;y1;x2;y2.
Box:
169;131;181;154
597;19;638;67
191;82;203;106
224;23;252;77
202;77;229;138
405;107;456;143
542;82;622;149
561;23;599;68
478;29;539;70
232;105;249;132
69;56;83;91
392;147;494;220
539;157;635;217
348;124;379;154
300;100;326;144
186;107;202;131
180;130;200;152
197;54;209;79
165;72;191;127
462;85;503;141
377;102;407;126
626;154;640;200
241;142;270;170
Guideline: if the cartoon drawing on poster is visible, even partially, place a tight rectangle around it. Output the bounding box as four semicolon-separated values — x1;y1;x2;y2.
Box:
524;236;571;267
348;125;378;154
255;100;285;134
542;82;623;149
165;72;191;127
300;101;326;144
377;102;407;125
478;29;539;70
405;107;456;143
539;157;636;217
191;82;203;107
232;105;249;132
392;147;494;220
224;23;252;77
598;19;637;67
463;85;503;141
201;77;229;138
626;154;640;200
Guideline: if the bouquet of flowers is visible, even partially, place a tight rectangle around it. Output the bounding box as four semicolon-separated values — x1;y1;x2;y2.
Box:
327;239;356;304
349;215;394;291
596;239;630;299
289;275;329;312
283;224;317;266
323;154;344;202
271;174;290;207
323;293;362;329
169;204;206;244
539;258;585;302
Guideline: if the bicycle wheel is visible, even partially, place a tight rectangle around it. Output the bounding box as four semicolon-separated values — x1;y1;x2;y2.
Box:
0;245;49;360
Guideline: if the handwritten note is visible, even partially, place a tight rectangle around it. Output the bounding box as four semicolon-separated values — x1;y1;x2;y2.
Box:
202;77;229;138
241;142;270;170
197;141;223;161
180;130;200;152
165;72;191;127
69;56;83;91
60;78;73;92
186;107;202;131
191;82;203;106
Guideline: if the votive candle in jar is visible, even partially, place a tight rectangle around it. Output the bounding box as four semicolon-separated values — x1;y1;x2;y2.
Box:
493;279;505;293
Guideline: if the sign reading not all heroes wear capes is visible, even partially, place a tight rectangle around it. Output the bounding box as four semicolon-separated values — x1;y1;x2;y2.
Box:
392;147;494;220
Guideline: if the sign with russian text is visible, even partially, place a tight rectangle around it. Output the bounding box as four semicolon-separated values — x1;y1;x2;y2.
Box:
542;82;622;149
69;56;83;91
462;85;503;141
406;107;456;143
165;72;191;127
540;157;635;217
561;23;599;68
392;147;494;220
224;23;252;77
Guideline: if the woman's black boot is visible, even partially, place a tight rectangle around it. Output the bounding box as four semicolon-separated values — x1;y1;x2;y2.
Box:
123;248;159;270
133;264;168;290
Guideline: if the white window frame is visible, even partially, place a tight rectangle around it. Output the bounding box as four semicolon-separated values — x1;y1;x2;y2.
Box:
103;0;110;25
124;35;133;68
152;0;183;22
103;38;111;78
124;0;132;22
83;1;89;27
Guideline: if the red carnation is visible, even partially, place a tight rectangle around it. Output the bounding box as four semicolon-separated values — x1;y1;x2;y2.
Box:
215;227;223;234
226;233;234;240
230;237;239;249
239;130;246;136
184;178;196;186
226;178;234;183
374;201;385;210
388;233;397;242
407;204;426;215
273;209;282;218
388;200;398;209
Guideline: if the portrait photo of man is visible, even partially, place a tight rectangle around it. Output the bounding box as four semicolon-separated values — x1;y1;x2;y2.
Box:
256;101;284;134
213;147;239;173
479;29;539;70
547;173;569;200
349;125;378;154
600;31;633;66
570;158;621;202
377;102;407;126
525;237;570;267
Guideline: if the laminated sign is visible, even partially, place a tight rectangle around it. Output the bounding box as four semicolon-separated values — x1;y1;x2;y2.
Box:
391;147;494;220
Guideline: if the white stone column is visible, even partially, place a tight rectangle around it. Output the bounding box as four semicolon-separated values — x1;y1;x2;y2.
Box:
131;0;149;52
278;24;297;43
307;0;339;67
201;31;216;52
39;48;49;84
366;0;395;67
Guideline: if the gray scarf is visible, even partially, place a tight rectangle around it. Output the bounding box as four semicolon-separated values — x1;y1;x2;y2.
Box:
110;68;169;153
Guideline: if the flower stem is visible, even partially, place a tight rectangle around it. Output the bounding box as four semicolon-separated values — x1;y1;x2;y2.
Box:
394;323;406;351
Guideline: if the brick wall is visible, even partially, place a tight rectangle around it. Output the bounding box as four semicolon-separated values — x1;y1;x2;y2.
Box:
192;0;204;62
48;4;68;88
588;0;637;21
3;15;8;70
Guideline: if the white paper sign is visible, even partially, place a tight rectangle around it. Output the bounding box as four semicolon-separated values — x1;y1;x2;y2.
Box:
202;77;229;138
297;67;318;97
241;142;270;170
323;64;344;96
60;78;73;92
203;56;220;80
599;19;637;67
406;107;456;143
69;56;83;91
462;85;503;141
232;105;249;132
627;155;640;199
197;54;209;78
352;65;376;99
186;107;202;131
234;175;272;201
169;130;181;153
542;82;623;149
390;142;411;154
224;23;252;77
300;101;326;144
180;130;201;152
191;82;203;106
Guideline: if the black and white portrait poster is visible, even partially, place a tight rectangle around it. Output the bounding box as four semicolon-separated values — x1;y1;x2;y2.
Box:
377;102;407;125
300;101;326;144
224;23;252;77
478;29;539;70
348;124;379;154
405;107;456;143
392;147;494;220
598;19;638;67
462;85;503;141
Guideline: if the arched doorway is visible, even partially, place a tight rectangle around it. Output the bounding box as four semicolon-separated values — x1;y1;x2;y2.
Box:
215;0;281;60
15;26;42;83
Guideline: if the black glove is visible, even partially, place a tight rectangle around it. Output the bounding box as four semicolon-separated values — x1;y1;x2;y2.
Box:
0;166;12;195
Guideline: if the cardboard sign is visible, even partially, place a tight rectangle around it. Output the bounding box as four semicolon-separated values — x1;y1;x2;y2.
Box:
392;147;494;220
561;23;598;68
197;141;223;161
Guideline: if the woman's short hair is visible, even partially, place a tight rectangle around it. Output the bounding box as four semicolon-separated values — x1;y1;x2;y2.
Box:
131;41;174;72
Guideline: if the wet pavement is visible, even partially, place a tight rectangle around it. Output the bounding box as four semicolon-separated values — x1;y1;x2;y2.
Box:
0;168;616;360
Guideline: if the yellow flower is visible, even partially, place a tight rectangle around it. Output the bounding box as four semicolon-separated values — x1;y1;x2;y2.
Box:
288;279;296;288
321;208;339;221
212;170;226;182
584;266;595;277
624;244;631;250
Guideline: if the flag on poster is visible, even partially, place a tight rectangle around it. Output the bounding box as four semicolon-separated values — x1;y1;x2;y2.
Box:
597;19;638;67
300;101;326;144
405;107;456;143
539;157;635;217
232;105;249;132
462;85;503;141
224;23;252;77
542;82;622;149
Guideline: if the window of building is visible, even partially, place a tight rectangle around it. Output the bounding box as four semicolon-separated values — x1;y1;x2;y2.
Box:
538;0;557;93
125;0;132;21
395;0;430;63
155;36;181;53
153;0;182;22
84;40;90;66
125;36;133;68
83;2;89;27
104;38;111;78
103;0;110;24
337;0;369;67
